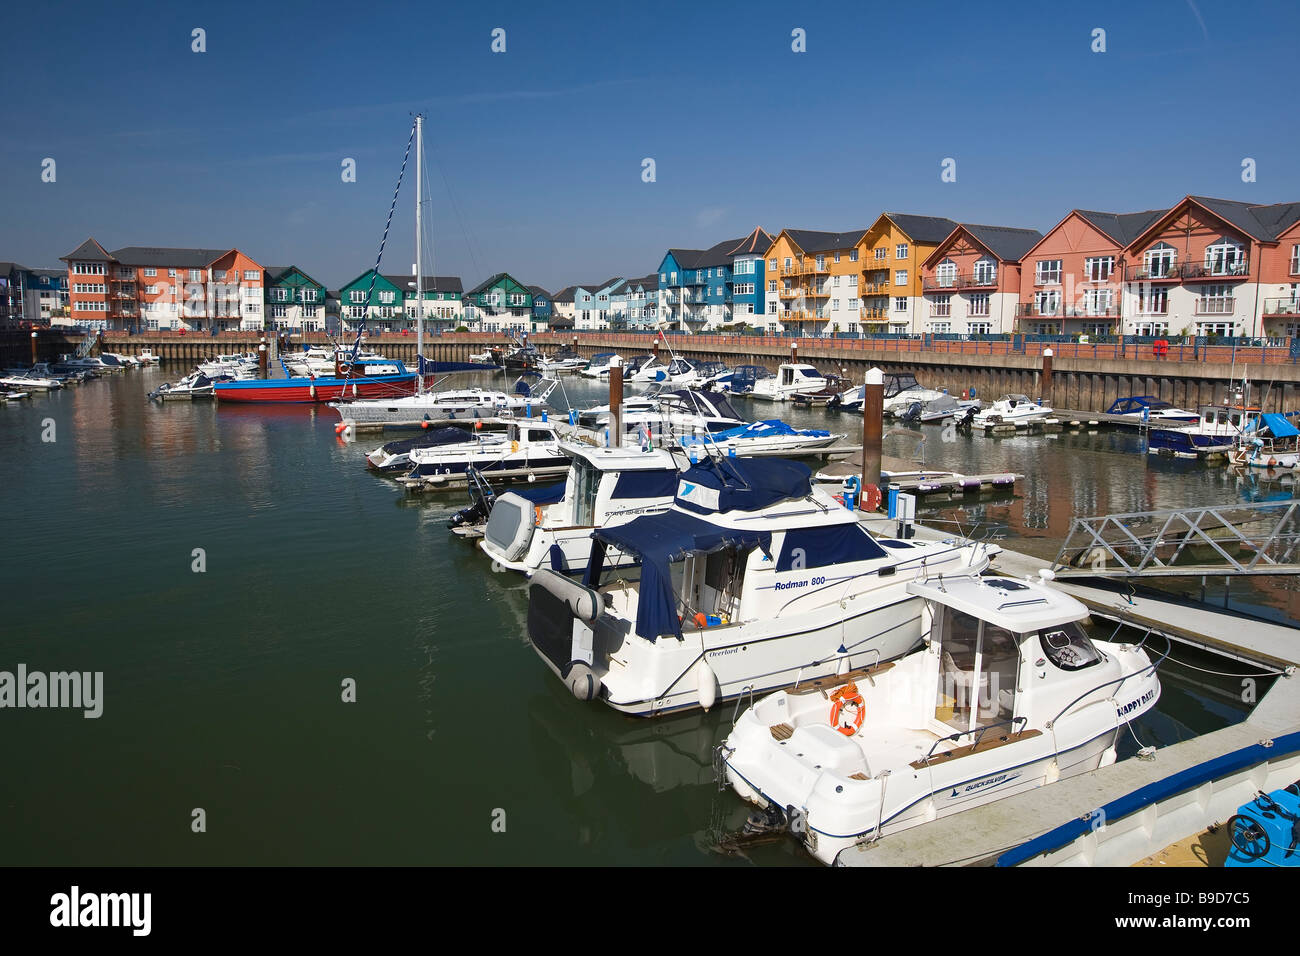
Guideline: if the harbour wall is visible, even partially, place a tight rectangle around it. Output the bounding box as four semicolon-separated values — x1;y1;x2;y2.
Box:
9;329;1300;415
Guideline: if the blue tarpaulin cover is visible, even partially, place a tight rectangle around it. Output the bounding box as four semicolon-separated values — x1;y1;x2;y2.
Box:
586;510;772;641
1250;413;1300;439
417;355;498;374
674;456;811;515
513;482;566;505
680;419;829;446
611;469;679;500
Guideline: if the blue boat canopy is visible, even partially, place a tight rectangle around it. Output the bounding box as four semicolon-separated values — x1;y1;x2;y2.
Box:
674;456;812;515
681;419;830;446
513;481;566;505
585;510;772;641
418;355;498;374
1250;413;1300;438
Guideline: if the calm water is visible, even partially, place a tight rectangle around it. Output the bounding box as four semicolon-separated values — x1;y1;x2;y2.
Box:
0;367;1289;865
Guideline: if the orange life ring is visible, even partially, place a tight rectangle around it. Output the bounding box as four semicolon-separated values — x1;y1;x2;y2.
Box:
829;682;865;736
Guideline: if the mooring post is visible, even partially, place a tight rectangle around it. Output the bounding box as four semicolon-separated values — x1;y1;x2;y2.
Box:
30;330;38;365
861;367;883;511
259;336;268;377
791;339;798;365
608;354;623;449
1041;347;1054;406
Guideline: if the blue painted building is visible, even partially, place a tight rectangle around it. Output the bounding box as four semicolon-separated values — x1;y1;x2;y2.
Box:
655;227;772;331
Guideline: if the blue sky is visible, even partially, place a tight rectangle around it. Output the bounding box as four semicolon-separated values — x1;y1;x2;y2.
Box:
3;0;1298;290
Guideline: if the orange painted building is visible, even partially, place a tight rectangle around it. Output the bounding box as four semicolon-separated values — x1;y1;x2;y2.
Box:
61;239;266;331
1016;209;1164;336
856;214;958;334
920;224;1043;335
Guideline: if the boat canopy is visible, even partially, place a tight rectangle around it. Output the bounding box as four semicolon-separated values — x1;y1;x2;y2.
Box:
513;482;567;506
681;419;830;446
1248;413;1300;438
418;356;497;374
586;510;773;641
674;456;812;516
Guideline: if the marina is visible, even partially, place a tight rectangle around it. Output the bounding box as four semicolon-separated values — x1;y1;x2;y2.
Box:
3;356;1297;868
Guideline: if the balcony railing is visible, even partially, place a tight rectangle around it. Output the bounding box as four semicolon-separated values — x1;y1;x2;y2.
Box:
1125;259;1250;282
1015;303;1121;318
861;282;890;295
859;306;890;319
930;306;952;318
1195;297;1236;315
1263;297;1300;316
923;273;997;291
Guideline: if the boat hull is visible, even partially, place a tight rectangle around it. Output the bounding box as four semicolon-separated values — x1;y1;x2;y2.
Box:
214;374;417;404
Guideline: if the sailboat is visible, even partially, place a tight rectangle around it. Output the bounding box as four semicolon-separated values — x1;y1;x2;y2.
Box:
215;120;424;404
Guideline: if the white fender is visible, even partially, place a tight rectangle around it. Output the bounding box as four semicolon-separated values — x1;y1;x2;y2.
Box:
697;660;718;711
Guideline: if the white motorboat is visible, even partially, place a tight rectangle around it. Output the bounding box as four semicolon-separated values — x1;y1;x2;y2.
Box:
580;353;619;379
403;419;570;484
971;394;1052;427
893;393;981;424
480;444;685;576
148;370;229;401
750;364;827;402
627;356;699;387
1105;396;1199;426
198;352;259;378
566;388;747;447
137;349;161;366
0;368;63;391
678;419;843;457
708;364;773;395
537;346;587;373
1147;402;1260;458
883;379;946;417
720;572;1161;865
331;376;556;424
365;425;502;471
525;456;995;717
1231;412;1300;471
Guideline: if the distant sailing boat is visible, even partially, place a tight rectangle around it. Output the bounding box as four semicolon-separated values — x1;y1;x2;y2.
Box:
214;120;423;404
329;113;540;425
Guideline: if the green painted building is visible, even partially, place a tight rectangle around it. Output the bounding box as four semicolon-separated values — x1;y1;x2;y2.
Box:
265;266;327;331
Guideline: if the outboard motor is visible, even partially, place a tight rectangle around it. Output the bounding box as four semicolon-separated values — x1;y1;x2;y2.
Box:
899;401;922;423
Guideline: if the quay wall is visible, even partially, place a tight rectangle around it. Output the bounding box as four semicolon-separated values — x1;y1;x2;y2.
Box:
7;329;1299;415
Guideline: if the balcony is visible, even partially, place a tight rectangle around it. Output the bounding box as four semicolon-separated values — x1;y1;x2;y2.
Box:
861;281;891;295
859;306;890;319
1195;297;1236;315
930;306;952;318
923;272;998;292
780;259;830;276
1263;297;1300;316
1124;259;1250;283
1015;303;1122;319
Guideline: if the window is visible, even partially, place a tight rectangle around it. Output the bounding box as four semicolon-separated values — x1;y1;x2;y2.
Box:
874;247;887;260
833;252;841;263
1135;321;1168;336
349;290;366;303
894;269;908;286
1034;290;1060;315
1205;238;1245;276
972;259;996;286
188;269;202;281
935;259;957;288
849;249;859;262
931;294;951;317
213;270;226;279
968;293;990;316
1084;256;1114;281
145;285;158;295
894;243;907;259
73;262;106;275
1143;244;1177;278
815;255;825;270
1197;284;1234;314
967;321;992;335
848;297;859;310
272;288;289;302
1291;244;1300;275
1035;260;1062;285
767;280;776;292
143;268;156;277
894;297;907;311
929;321;951;333
272;305;288;318
768;259;776;271
167;269;177;278
1197;321;1235;337
1083;288;1114;315
379;290;395;304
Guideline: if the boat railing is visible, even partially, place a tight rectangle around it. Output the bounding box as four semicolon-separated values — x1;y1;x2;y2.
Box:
920;716;1028;764
731;684;756;727
1048;632;1167;730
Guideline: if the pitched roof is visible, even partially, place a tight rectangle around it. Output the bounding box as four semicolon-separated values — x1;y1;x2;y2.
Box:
1187;196;1300;241
625;273;659;291
0;262;32;277
464;272;530;297
1073;209;1168;247
960;224;1044;261
550;285;577;303
782;228;872;255
109;246;235;267
526;285;551;300
60;237;114;262
885;214;960;245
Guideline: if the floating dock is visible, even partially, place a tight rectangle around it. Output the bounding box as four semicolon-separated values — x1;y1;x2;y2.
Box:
820;452;1020;496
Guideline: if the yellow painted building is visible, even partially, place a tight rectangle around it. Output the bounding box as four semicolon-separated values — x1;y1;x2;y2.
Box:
855;213;959;333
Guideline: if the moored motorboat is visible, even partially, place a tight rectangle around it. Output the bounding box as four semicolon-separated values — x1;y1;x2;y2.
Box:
971;394;1052;427
403;418;569;483
1105;395;1199;426
678;419;842;457
720;571;1161;865
365;425;499;471
524;456;995;717
213;360;417;403
1147;403;1258;458
480;443;685;576
750;363;827;402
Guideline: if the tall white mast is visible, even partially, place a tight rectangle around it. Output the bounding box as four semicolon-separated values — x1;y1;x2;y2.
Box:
415;113;424;395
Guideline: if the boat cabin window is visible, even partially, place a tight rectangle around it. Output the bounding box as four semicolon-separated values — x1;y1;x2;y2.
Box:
935;608;1021;734
526;428;552;443
572;460;600;526
1038;623;1102;671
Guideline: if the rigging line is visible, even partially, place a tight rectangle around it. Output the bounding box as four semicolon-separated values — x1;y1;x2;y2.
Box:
433;156;482;293
352;118;417;359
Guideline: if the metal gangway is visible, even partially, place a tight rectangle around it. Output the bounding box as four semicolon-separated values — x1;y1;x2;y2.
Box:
1052;500;1300;578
